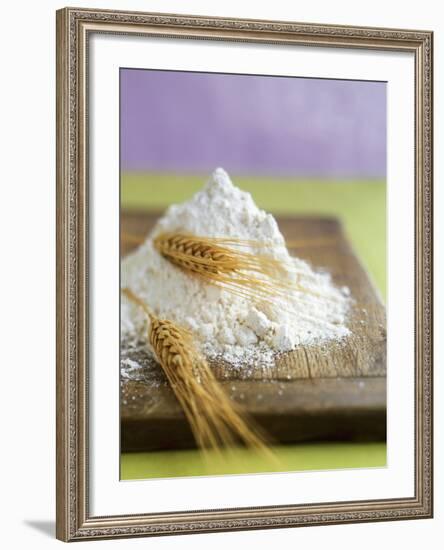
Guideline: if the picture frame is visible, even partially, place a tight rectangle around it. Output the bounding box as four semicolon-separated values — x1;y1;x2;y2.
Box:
56;6;433;542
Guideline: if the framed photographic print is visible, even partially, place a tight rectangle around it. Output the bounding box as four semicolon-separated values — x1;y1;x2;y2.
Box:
56;7;433;542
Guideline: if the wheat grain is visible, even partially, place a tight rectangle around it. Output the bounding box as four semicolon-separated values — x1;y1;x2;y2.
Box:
152;232;340;311
122;288;274;456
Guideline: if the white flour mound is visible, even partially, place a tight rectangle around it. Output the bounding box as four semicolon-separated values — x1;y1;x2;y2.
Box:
121;168;351;370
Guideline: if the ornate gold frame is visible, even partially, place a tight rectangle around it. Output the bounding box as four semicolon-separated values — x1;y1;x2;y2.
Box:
56;7;433;542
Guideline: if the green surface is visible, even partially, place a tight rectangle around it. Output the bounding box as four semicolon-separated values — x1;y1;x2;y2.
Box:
120;171;387;481
121;443;386;480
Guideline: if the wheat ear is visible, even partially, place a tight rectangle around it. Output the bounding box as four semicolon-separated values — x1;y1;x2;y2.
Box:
122;287;273;455
152;232;342;317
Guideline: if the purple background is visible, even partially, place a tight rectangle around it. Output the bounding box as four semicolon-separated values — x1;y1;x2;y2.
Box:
121;69;386;179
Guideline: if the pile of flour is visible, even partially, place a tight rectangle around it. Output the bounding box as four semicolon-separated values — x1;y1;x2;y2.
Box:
121;168;351;370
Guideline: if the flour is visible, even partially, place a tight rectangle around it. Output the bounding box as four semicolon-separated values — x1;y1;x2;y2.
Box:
121;168;351;373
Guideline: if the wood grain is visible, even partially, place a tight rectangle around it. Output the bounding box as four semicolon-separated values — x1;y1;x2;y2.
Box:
120;212;386;451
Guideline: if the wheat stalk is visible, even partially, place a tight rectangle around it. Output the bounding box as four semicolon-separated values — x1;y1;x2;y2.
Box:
122;287;274;456
152;232;341;316
153;232;291;291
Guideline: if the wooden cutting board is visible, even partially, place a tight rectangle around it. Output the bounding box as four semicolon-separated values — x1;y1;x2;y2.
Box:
120;212;386;452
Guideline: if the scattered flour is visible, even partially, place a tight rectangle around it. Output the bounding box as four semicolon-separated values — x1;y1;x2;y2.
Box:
121;168;351;372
